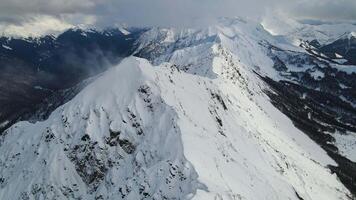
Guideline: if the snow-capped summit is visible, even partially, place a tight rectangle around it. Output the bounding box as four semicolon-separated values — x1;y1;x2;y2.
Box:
262;13;356;45
0;17;355;200
0;53;350;199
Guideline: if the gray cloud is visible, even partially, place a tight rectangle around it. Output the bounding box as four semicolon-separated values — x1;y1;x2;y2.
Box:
0;0;355;35
0;0;95;14
290;0;356;21
94;0;279;27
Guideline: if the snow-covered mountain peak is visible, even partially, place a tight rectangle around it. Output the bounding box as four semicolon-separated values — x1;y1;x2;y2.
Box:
134;17;282;80
1;48;352;199
261;14;356;45
138;17;272;46
1;16;355;199
216;17;270;38
0;57;204;199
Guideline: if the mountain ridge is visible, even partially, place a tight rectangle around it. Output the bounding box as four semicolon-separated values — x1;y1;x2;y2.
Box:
0;17;355;199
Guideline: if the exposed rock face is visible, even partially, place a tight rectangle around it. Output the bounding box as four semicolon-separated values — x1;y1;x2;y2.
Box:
0;58;202;199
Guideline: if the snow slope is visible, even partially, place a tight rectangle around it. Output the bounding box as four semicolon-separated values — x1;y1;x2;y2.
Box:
0;18;353;199
262;14;356;45
0;58;202;200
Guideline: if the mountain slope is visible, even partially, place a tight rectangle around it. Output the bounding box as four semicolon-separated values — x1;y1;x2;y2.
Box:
259;17;356;195
0;27;145;133
318;33;356;65
0;56;351;199
0;18;355;199
0;58;202;199
135;17;356;197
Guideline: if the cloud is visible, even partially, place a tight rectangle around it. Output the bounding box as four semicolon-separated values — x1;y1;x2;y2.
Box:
0;0;98;36
0;0;355;36
95;0;278;27
289;0;356;21
0;0;95;17
0;15;73;37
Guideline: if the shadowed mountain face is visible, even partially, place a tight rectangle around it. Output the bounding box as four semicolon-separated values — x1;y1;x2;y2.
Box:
0;28;146;132
319;35;356;65
306;34;356;65
262;39;356;196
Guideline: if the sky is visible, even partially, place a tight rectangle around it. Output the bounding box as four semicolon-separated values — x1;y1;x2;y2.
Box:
0;0;355;37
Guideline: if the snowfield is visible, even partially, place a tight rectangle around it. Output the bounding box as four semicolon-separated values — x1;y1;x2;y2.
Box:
0;18;354;200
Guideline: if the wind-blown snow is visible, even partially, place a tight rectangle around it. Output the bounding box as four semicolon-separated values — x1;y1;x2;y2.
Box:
0;18;352;200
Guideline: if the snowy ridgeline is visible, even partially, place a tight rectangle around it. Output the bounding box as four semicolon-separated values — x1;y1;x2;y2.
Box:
0;18;355;200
